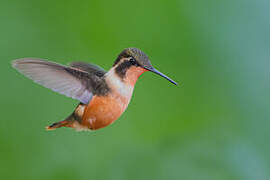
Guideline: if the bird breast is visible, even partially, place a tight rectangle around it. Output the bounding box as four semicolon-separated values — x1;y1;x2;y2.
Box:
81;69;135;130
82;93;130;129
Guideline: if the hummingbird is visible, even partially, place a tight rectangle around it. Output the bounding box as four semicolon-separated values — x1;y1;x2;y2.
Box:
12;48;177;131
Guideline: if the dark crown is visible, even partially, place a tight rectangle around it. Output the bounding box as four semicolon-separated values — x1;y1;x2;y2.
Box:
113;47;151;67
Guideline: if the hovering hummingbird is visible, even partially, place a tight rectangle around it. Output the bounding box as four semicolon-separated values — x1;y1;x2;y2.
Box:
12;48;177;131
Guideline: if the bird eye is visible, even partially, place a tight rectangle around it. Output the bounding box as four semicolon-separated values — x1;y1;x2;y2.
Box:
130;57;137;65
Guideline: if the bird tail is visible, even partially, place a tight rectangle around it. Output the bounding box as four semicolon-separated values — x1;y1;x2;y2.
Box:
45;103;85;131
46;114;76;130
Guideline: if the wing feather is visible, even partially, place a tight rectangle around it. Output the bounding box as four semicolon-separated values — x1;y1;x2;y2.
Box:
12;58;101;104
69;61;106;77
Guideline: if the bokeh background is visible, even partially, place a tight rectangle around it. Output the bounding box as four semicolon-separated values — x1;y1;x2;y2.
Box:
1;0;269;179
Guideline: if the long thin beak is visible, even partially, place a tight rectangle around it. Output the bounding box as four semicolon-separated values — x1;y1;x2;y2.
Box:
143;66;177;85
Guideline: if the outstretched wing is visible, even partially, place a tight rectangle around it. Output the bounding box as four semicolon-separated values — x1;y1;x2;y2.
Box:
12;58;102;104
69;61;106;77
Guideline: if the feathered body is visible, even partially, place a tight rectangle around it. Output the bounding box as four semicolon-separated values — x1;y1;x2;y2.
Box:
12;48;177;131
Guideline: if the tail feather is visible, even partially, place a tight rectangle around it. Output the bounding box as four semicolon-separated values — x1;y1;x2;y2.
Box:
45;103;85;131
46;120;71;130
46;114;75;130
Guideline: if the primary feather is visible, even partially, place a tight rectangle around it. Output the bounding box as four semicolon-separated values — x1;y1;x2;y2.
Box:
12;58;104;104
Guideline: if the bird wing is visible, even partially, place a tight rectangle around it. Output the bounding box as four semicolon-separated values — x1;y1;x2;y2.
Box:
69;61;106;77
12;58;102;104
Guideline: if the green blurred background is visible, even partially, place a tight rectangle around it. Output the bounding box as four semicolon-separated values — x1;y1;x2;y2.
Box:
1;0;269;179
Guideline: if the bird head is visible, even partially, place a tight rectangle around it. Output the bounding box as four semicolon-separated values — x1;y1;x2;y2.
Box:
113;47;177;86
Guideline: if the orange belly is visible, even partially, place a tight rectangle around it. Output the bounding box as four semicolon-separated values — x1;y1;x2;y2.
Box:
81;94;129;130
